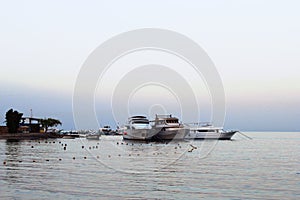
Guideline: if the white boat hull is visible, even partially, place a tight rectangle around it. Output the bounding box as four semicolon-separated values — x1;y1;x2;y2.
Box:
123;128;160;140
154;127;189;140
185;130;237;140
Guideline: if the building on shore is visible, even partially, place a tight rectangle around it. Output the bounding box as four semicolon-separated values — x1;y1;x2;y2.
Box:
0;126;8;134
20;117;42;133
0;117;42;134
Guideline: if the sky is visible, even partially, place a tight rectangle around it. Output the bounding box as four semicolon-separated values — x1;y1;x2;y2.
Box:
0;0;299;131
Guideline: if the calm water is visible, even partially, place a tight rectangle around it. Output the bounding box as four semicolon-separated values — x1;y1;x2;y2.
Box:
0;132;299;199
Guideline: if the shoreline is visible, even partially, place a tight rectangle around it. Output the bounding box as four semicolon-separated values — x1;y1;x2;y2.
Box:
0;132;63;140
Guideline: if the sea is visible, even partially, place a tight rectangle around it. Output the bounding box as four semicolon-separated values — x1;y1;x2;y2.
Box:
0;132;299;200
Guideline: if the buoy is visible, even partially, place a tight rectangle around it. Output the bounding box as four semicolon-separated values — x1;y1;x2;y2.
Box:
31;146;34;148
117;142;119;145
89;147;91;149
46;159;49;161
59;158;62;161
63;147;66;150
96;146;98;149
19;160;22;163
53;141;55;144
73;157;75;160
108;155;111;158
65;144;67;146
118;154;121;156
3;161;6;165
33;160;36;162
129;154;131;156
59;141;61;144
84;156;87;159
174;147;177;149
82;146;84;149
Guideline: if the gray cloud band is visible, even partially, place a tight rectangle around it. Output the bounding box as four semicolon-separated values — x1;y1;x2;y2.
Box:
73;28;225;130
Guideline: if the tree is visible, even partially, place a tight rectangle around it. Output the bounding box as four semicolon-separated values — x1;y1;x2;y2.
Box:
40;118;62;132
5;109;23;133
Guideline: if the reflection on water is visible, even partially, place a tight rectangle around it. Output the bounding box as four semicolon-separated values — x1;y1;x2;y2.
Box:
4;140;22;184
0;132;299;199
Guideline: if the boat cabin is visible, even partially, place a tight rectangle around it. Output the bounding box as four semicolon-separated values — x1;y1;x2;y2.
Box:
129;116;149;124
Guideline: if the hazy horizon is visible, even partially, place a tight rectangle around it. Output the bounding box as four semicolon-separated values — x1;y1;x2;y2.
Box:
1;0;299;132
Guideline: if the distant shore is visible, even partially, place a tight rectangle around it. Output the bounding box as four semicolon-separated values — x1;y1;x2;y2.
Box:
0;132;63;140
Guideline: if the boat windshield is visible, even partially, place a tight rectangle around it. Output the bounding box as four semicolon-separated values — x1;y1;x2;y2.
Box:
166;119;178;123
131;119;149;124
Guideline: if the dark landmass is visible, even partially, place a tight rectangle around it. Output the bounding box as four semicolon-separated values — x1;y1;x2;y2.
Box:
0;132;63;140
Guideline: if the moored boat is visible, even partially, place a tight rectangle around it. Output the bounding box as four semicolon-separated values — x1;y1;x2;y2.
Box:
99;126;112;135
86;133;100;140
121;116;161;140
151;114;189;140
185;123;237;140
62;135;76;139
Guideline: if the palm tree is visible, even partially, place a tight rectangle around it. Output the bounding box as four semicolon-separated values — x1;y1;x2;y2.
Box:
5;109;23;133
40;118;62;132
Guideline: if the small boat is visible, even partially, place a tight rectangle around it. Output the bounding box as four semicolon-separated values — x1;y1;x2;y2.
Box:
86;134;100;140
62;135;76;139
121;116;161;140
99;126;112;135
151;114;189;140
185;123;237;140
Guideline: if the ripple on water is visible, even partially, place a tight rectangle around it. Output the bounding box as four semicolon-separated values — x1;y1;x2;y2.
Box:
0;133;299;199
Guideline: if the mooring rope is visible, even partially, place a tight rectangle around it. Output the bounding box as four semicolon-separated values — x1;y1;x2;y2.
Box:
238;131;252;140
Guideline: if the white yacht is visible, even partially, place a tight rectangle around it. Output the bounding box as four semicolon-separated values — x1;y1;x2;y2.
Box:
151;114;189;140
99;125;112;135
185;123;237;140
121;116;161;140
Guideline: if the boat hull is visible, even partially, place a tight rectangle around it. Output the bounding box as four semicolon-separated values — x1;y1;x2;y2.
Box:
185;130;237;140
123;128;160;140
153;127;189;140
86;135;100;140
62;135;76;139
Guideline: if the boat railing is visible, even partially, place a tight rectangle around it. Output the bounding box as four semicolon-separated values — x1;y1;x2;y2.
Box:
184;122;212;127
155;114;172;118
149;119;174;124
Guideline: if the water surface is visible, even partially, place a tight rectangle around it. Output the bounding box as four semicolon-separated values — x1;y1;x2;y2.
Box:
0;132;299;199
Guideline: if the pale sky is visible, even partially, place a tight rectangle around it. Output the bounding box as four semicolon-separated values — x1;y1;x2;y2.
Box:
0;0;299;131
